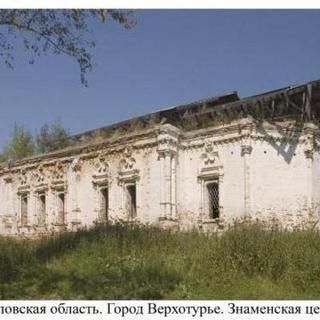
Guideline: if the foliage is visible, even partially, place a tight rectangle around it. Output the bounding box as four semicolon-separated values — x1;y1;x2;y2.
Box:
0;10;136;86
0;121;73;162
0;123;34;161
1;222;320;299
35;121;71;154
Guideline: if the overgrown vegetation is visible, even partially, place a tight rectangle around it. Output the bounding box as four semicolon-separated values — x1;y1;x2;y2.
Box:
35;122;70;154
1;222;320;299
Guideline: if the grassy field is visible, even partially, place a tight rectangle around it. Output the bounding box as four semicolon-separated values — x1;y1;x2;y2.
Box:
1;222;320;299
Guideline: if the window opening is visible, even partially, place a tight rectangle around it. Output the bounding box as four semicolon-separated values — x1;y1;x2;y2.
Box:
100;188;109;222
57;193;65;225
126;184;137;219
21;195;28;226
207;182;219;219
38;193;46;226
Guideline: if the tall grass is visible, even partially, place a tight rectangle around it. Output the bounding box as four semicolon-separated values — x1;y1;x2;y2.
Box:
1;222;320;299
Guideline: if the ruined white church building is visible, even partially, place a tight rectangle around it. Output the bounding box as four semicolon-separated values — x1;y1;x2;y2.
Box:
1;79;320;236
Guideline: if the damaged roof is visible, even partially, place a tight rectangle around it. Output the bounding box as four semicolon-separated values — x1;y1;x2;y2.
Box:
72;79;320;144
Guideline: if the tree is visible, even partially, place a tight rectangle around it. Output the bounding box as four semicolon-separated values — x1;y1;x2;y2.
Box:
0;123;34;161
36;121;71;154
0;121;71;162
0;10;136;86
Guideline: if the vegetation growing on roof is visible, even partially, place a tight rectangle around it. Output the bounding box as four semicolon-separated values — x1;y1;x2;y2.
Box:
92;113;161;140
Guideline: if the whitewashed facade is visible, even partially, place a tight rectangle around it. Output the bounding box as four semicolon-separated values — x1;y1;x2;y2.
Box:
1;80;320;237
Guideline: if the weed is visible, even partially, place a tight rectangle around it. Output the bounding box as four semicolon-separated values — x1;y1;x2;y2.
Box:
1;222;320;299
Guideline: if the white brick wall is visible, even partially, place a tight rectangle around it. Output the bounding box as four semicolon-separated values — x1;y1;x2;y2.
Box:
0;119;318;236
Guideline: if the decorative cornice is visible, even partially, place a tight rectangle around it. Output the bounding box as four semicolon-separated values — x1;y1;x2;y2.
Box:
0;128;159;173
50;180;67;191
157;124;180;156
34;183;49;193
117;169;140;185
92;176;110;188
197;165;224;183
1;119;320;180
17;185;30;195
181;121;320;152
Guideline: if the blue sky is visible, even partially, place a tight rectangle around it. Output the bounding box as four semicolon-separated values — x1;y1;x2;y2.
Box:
0;10;320;149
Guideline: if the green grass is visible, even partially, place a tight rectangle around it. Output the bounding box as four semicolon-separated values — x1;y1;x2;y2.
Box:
1;222;320;299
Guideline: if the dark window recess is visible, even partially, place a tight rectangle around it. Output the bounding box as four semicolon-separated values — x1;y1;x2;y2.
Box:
100;188;109;222
57;193;65;225
207;182;219;219
21;196;28;226
38;194;46;226
126;184;137;219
